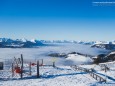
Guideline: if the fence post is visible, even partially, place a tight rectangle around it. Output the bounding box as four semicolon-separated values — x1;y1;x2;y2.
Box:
100;77;101;82
93;73;94;78
96;75;97;80
37;60;40;78
21;54;23;79
91;72;92;76
53;62;55;67
105;79;106;83
105;65;107;72
104;64;107;82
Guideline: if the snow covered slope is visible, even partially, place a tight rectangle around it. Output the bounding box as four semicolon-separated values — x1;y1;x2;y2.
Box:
0;43;114;86
0;66;97;86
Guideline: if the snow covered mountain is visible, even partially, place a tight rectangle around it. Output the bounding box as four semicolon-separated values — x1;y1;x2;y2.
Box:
0;38;44;48
40;40;96;45
91;41;115;50
40;40;78;43
1;38;115;49
0;38;96;48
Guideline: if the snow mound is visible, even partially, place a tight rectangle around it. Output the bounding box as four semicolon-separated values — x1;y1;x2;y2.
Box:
65;54;93;65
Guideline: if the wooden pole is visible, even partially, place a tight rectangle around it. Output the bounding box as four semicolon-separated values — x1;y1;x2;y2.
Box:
18;58;21;64
29;62;31;75
42;59;43;65
37;60;40;78
12;63;14;77
21;54;23;79
14;57;18;67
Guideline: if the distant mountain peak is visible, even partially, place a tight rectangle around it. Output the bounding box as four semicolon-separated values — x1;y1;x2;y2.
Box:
30;39;37;43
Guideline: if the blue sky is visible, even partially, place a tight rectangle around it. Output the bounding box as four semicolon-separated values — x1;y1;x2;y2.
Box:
0;0;115;41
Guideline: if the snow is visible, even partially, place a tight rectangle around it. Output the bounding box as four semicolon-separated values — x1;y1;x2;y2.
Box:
0;66;97;86
94;41;109;45
66;54;93;65
19;38;27;42
0;43;113;86
30;39;36;43
108;51;115;55
79;62;115;85
1;63;115;86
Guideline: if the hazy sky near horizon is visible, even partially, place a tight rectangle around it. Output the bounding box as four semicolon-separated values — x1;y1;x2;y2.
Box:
0;0;115;41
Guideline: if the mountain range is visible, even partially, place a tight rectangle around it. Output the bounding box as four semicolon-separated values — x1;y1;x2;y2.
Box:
0;38;43;48
0;38;115;49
